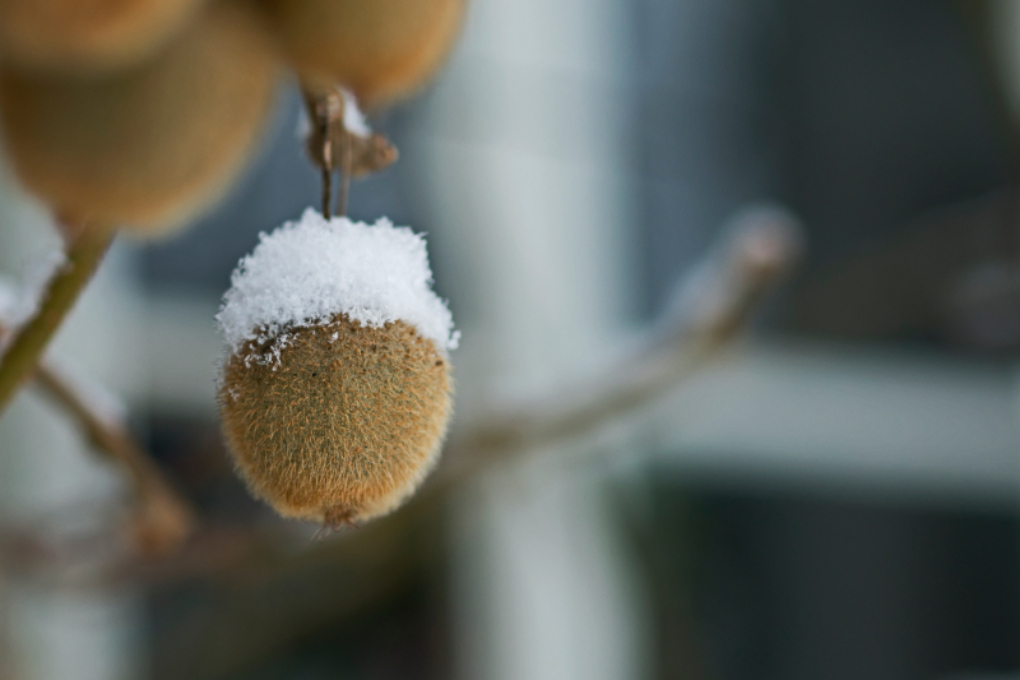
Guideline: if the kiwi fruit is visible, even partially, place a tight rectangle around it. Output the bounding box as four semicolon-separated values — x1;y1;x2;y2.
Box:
259;0;467;109
0;0;207;74
219;314;453;526
0;0;280;234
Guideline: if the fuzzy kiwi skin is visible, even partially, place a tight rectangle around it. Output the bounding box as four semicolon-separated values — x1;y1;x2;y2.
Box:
258;0;467;109
219;315;453;525
0;1;280;235
0;0;207;74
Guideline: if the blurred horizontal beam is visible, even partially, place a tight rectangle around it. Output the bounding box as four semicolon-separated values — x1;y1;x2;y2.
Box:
646;339;1020;509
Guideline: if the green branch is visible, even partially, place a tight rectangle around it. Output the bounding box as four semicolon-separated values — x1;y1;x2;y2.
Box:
0;226;114;414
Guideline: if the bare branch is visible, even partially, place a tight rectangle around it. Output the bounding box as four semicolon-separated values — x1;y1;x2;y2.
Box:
436;210;802;488
0;225;113;414
0;320;195;557
32;364;196;555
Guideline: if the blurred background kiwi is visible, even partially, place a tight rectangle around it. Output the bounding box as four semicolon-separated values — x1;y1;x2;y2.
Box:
0;0;281;234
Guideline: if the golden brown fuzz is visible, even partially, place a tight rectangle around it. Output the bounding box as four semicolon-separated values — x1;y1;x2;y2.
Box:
219;315;453;525
0;0;280;234
0;0;206;73
259;0;467;109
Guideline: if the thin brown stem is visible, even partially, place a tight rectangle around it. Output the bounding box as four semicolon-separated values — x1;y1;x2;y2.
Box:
435;213;802;490
0;226;114;415
321;168;333;218
318;100;334;218
33;364;196;555
338;138;353;217
0;309;196;556
303;86;343;218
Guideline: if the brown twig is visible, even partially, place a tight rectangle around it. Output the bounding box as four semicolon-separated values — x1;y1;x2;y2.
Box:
0;220;191;554
316;97;336;218
338;135;353;217
321;168;333;218
32;364;196;555
0;225;113;415
435;211;802;489
302;84;398;219
304;87;343;218
0;317;195;556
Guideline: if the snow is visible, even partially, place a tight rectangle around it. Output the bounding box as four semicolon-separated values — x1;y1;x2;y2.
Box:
217;209;459;360
294;108;311;140
341;88;371;137
0;273;127;427
0;249;66;328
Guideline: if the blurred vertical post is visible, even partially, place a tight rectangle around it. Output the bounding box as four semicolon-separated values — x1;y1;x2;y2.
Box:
406;0;650;678
985;0;1020;660
0;169;146;680
988;0;1020;127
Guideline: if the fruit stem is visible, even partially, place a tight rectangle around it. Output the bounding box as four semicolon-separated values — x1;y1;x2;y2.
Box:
305;86;344;218
322;168;333;218
304;85;359;219
338;136;353;217
0;224;114;415
317;97;334;218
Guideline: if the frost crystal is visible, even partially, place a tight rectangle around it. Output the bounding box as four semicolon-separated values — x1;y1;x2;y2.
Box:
217;209;459;358
341;88;371;137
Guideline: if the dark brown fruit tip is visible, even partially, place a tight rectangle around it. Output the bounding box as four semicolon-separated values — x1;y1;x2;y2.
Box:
219;314;453;525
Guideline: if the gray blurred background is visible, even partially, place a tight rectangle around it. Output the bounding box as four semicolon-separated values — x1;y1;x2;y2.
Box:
2;0;1020;679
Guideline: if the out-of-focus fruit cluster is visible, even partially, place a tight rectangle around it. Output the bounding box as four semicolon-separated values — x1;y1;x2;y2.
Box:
0;0;467;235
